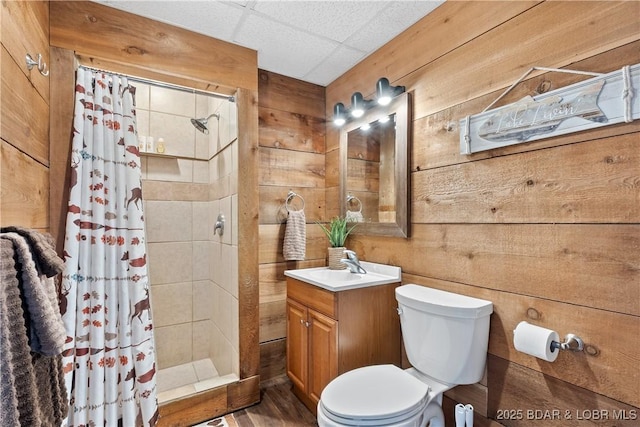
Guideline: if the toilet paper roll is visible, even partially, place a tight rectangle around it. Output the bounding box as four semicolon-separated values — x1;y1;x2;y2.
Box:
465;404;474;427
454;404;466;427
513;321;560;362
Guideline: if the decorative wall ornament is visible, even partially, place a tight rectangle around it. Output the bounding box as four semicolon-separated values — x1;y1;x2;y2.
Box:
460;64;639;155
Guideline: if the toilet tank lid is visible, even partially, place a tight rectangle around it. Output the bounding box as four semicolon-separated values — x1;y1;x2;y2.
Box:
396;284;493;319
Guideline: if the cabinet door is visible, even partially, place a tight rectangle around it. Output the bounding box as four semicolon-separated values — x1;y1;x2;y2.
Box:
286;298;308;392
308;308;338;406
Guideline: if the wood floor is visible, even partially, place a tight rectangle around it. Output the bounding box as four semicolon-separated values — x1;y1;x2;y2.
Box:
232;380;318;427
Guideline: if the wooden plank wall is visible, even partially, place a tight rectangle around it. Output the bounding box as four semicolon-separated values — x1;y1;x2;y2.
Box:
0;1;50;231
257;70;327;383
326;1;639;426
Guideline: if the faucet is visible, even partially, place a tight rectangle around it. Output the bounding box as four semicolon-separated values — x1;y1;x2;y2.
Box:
340;250;367;274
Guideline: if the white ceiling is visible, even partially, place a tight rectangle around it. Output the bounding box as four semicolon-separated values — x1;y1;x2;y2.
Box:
96;0;444;86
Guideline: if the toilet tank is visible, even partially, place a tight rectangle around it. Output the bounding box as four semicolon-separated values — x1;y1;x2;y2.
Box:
395;284;493;385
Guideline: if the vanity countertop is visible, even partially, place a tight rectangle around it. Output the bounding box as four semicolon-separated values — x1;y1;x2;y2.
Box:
284;261;401;292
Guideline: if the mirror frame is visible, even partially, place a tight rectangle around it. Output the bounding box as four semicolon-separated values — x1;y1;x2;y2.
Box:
339;91;411;238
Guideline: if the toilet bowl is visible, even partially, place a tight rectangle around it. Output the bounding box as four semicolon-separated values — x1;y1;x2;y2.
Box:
317;365;447;427
317;284;493;427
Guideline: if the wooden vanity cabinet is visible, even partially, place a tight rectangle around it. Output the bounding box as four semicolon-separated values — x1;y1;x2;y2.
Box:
286;277;402;414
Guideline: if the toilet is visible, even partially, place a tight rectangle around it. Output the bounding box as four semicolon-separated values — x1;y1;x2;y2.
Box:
317;284;493;427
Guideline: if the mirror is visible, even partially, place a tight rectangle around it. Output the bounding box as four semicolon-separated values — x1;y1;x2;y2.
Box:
340;92;411;238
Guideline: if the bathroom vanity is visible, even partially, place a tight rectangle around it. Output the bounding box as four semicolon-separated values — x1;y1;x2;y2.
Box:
284;263;402;413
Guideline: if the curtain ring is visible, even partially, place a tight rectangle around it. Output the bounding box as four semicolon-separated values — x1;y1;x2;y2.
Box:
285;191;305;212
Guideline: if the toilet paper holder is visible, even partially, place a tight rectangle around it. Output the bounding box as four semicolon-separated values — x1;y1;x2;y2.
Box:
551;333;584;352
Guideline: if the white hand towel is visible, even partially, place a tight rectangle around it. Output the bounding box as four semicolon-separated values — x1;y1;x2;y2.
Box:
283;209;306;261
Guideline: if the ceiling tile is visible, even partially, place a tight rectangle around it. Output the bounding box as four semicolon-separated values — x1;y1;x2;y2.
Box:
252;1;387;43
101;1;244;41
303;45;367;86
225;0;250;6
346;0;444;52
234;13;339;80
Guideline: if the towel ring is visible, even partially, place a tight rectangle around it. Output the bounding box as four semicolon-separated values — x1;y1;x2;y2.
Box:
285;191;305;212
346;194;362;213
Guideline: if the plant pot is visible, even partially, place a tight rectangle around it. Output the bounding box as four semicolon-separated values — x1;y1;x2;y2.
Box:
327;247;347;270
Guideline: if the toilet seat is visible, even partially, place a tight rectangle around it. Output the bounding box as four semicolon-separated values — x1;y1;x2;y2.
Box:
320;365;430;426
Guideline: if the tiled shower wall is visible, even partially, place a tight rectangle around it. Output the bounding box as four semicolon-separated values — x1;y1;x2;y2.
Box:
136;83;239;378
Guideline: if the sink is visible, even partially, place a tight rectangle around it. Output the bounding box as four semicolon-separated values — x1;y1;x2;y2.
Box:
285;261;401;292
307;269;362;282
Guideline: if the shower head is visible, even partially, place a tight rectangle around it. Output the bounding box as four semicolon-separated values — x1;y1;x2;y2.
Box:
190;113;220;135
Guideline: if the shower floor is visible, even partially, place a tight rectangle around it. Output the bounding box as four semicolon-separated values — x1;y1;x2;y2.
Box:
156;358;238;404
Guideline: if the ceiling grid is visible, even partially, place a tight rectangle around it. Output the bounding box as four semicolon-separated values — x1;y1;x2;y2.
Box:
98;0;444;86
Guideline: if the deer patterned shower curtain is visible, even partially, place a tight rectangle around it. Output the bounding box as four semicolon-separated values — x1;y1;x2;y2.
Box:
60;67;158;426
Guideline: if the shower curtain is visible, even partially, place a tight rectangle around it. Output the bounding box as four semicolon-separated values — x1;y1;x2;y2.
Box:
60;67;158;426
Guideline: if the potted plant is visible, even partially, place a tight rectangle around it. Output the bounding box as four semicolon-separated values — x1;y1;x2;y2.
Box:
317;216;357;270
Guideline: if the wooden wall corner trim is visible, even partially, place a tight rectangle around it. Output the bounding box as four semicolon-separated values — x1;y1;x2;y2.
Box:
49;46;77;254
237;88;261;379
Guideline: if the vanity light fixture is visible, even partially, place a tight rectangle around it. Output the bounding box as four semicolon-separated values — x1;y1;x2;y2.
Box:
378;115;391;123
360;123;371;131
350;92;375;118
331;77;406;127
333;102;348;126
376;78;405;106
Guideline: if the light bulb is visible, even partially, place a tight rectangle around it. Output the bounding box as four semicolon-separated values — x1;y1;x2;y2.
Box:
351;92;366;118
376;77;405;105
333;102;347;127
378;96;392;106
351;109;364;118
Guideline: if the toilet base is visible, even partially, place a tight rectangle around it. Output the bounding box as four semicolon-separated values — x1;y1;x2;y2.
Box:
317;400;445;427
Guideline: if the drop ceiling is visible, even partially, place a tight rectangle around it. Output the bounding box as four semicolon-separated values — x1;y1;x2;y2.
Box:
97;0;445;86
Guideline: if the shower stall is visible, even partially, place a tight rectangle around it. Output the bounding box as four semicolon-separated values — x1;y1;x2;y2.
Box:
134;81;240;404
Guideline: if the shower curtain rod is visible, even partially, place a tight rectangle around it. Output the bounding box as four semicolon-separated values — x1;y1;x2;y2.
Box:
78;64;235;102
